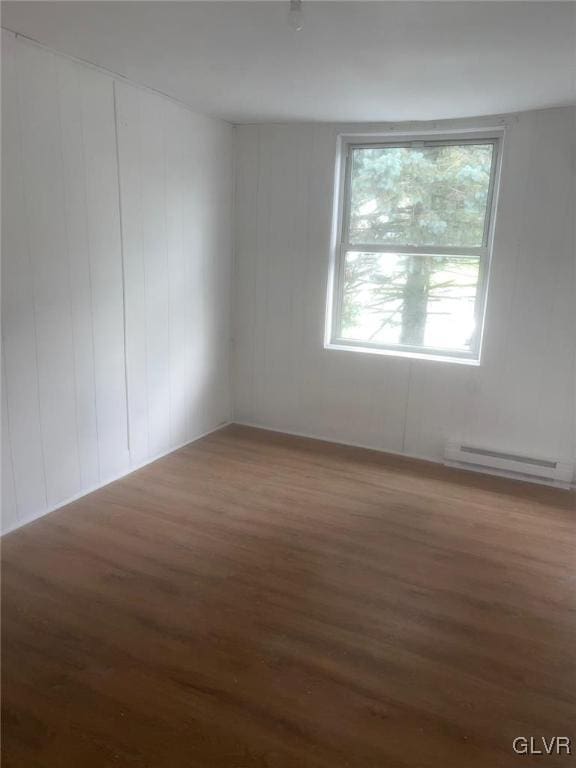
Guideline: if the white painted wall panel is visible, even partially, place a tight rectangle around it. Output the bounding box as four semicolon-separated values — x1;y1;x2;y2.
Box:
2;33;234;532
182;112;208;440
15;40;82;506
233;109;576;469
232;126;259;423
3;30;571;535
165;102;190;450
113;81;149;466
186;110;234;436
55;56;101;490
128;88;172;458
80;68;131;483
1;357;18;532
2;30;49;522
115;83;234;466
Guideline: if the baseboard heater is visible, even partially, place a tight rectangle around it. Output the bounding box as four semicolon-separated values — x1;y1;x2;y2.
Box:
444;442;574;488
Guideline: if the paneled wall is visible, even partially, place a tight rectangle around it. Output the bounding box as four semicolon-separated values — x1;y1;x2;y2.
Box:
1;31;234;532
2;29;574;535
233;109;576;471
115;83;233;466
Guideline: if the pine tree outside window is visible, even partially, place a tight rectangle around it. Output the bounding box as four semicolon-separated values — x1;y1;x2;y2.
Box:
326;133;502;363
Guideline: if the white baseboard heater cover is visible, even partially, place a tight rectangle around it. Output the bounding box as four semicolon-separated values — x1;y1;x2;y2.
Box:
444;442;574;486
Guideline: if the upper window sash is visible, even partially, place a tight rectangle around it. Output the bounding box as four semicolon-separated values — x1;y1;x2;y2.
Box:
340;138;500;252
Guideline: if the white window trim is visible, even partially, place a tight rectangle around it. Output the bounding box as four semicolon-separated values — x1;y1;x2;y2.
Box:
325;128;505;365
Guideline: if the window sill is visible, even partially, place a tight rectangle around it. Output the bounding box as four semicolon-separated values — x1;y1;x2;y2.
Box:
324;341;481;366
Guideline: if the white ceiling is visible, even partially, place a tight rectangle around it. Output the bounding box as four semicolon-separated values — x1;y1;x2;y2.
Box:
3;1;575;123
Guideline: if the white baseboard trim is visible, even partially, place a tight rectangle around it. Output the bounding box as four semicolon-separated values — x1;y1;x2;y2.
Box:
6;418;571;537
2;421;232;536
231;420;438;465
232;420;576;491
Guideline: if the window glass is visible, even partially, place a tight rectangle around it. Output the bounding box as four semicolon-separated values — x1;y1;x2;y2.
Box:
348;143;494;248
339;251;481;352
328;135;500;362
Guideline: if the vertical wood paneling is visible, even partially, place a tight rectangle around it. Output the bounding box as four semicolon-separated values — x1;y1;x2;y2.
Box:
1;357;18;531
1;30;48;521
233;126;259;423
16;41;82;506
194;116;233;434
203;118;234;432
214;119;234;428
137;92;172;457
115;84;234;465
233;110;576;469
259;126;310;429
2;34;234;533
55;56;100;489
465;116;540;454
502;110;574;459
182;112;208;439
115;82;150;466
80;67;130;482
298;125;352;441
165;102;190;449
403;362;474;459
233;123;412;453
251;127;274;428
456;111;575;461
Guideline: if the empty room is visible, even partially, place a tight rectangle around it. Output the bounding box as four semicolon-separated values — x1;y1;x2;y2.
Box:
1;1;575;766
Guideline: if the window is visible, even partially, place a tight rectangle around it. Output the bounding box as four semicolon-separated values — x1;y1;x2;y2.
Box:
327;133;502;363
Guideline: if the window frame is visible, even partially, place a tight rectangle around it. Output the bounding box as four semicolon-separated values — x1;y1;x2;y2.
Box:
325;130;504;365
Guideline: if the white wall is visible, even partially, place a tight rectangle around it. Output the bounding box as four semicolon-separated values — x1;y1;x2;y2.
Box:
1;31;234;533
233;108;576;471
2;29;574;537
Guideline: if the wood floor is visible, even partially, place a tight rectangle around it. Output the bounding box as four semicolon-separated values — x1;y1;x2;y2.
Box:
2;425;575;768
